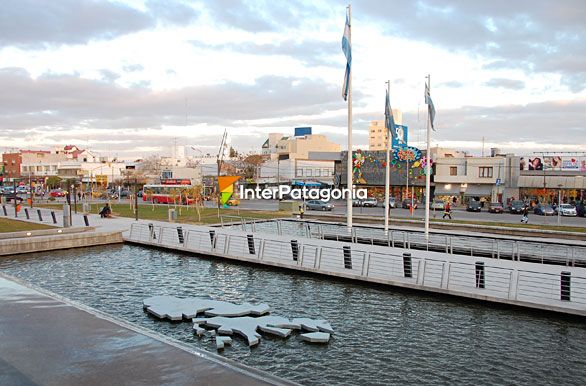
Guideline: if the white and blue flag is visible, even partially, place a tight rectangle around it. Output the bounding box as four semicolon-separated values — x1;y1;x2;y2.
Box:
341;11;351;101
385;88;396;142
425;81;436;131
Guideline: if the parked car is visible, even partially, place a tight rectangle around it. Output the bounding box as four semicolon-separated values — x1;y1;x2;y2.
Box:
119;189;131;198
556;204;577;217
305;200;334;211
466;200;482;212
402;199;418;210
379;197;397;209
16;186;28;194
226;197;240;206
352;199;362;207
2;186;15;194
362;197;378;207
49;188;66;197
488;202;504;213
137;190;143;198
4;193;24;203
534;204;555;216
509;200;527;214
431;199;445;211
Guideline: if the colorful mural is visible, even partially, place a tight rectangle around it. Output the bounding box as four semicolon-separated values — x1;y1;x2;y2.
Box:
352;149;433;185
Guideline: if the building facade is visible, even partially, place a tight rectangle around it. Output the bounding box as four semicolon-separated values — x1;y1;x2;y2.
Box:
368;109;403;151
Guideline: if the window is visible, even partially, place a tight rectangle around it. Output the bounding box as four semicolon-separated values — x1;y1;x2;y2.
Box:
296;168;303;177
306;169;312;177
315;169;321;177
479;167;493;178
450;166;457;176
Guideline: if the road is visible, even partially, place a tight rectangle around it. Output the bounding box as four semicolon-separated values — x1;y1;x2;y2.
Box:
32;196;586;227
205;199;586;227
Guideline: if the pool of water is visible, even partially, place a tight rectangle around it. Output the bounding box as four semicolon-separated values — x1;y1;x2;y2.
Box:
1;245;584;385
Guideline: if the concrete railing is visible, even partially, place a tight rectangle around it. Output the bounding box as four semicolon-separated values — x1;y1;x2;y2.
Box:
128;223;586;316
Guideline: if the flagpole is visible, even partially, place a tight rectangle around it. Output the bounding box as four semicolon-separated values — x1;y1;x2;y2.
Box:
424;74;431;240
384;80;390;235
346;4;353;232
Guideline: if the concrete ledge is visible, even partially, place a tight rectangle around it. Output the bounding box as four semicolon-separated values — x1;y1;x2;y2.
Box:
0;226;95;240
0;231;123;256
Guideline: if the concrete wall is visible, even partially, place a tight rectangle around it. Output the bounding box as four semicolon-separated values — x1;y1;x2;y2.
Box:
0;231;123;256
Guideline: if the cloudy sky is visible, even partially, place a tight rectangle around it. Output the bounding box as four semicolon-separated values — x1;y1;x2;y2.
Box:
1;0;585;159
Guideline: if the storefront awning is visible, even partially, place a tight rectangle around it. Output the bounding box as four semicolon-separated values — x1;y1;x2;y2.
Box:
463;184;493;196
434;184;461;195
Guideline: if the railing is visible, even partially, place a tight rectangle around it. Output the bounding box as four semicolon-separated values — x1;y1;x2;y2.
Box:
218;217;586;267
1;204;60;225
129;222;586;314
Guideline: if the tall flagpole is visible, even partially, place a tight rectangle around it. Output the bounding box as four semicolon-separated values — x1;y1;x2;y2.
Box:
346;4;353;232
384;80;390;235
424;74;431;240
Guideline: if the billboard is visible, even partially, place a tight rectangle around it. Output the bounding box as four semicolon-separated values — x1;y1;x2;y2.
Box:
521;156;586;171
392;125;408;149
294;127;312;137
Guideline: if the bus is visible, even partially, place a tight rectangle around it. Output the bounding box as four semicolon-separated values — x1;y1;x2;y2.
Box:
142;184;199;204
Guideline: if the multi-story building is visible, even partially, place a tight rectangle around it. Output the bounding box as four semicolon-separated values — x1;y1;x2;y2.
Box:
368;110;403;151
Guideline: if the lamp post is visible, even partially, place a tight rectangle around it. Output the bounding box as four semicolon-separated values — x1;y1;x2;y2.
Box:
134;177;139;221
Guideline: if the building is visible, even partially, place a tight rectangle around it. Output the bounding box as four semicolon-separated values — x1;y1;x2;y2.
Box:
433;153;513;204
337;149;428;201
262;128;341;161
516;154;586;204
368;110;403;151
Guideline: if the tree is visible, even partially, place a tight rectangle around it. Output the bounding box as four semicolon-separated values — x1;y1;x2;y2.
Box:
46;176;62;189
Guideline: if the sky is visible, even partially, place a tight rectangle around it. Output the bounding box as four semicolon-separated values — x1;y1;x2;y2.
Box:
1;0;585;159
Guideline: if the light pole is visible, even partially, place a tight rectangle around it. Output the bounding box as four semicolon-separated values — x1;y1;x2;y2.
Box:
557;184;563;225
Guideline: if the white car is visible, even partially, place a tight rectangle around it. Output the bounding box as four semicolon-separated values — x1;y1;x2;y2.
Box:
431;199;446;210
557;204;577;216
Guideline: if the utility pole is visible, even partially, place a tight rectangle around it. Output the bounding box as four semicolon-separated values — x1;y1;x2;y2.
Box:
135;176;139;221
216;130;227;209
13;179;17;217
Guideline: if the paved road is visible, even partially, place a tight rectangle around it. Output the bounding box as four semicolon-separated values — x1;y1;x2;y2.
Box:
29;196;586;227
204;199;586;227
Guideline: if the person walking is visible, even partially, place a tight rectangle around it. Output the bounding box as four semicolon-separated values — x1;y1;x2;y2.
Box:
442;201;452;220
521;206;529;223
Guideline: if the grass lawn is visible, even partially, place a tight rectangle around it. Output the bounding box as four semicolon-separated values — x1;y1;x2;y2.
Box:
0;218;53;233
35;203;291;225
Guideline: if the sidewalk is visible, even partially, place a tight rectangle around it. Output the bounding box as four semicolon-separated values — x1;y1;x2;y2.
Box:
0;274;289;386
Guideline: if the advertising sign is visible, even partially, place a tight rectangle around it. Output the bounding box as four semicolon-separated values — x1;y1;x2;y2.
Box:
391;125;408;149
393;146;421;162
522;155;586;171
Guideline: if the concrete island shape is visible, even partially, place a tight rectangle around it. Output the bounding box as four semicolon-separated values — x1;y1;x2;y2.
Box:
142;295;333;349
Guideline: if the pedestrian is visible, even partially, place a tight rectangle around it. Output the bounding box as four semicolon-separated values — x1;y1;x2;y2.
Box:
521;206;529;224
442;201;452;219
299;205;305;219
99;203;112;218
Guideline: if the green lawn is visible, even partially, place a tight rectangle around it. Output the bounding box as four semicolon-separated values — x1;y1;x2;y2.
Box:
0;218;53;233
36;203;291;225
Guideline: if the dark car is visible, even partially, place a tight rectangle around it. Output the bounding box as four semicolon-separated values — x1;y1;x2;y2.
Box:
534;204;555;216
488;202;504;213
402;199;418;209
305;200;334;211
4;193;24;203
466;200;481;212
509;200;527;214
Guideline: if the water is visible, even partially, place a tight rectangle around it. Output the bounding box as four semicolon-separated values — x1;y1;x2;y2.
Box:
1;245;585;385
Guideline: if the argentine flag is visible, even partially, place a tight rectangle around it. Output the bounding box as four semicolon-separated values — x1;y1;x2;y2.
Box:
341;11;351;101
385;88;396;141
425;81;436;131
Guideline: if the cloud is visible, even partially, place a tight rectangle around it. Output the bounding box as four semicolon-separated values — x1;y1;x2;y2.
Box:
0;0;152;47
359;0;586;91
484;78;525;90
0;0;199;48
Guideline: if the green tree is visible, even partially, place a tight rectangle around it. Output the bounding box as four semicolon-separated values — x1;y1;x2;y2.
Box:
46;176;62;189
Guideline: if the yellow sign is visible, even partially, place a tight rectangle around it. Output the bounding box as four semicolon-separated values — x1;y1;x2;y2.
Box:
95;175;108;185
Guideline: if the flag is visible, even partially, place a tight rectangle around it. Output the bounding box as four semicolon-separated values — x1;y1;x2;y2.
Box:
385;88;396;146
341;10;352;101
425;81;436;130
